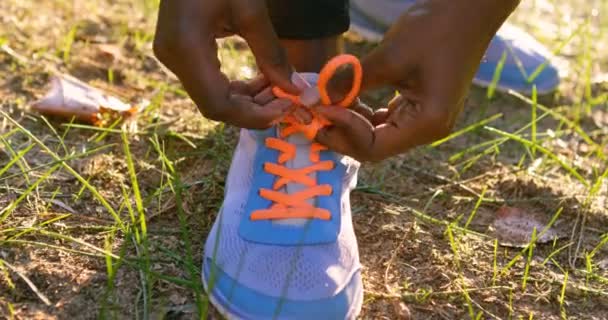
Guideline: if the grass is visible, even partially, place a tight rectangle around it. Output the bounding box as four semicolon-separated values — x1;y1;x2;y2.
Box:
0;0;607;319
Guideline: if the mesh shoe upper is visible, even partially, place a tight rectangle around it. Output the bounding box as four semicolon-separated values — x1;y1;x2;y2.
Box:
204;73;361;302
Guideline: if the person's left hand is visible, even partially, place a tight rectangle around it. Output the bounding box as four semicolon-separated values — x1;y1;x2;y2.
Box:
313;95;420;162
313;0;520;162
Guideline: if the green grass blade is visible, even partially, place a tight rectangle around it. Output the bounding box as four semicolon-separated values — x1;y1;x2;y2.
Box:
0;110;126;230
485;126;588;186
487;51;508;100
432;113;503;147
0;143;34;178
0;165;60;223
531;85;538;157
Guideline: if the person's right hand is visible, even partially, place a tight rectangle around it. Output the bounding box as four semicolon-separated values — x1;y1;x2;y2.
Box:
153;0;300;129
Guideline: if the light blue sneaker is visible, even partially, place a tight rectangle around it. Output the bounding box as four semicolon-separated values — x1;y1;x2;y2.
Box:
202;74;363;320
349;0;560;95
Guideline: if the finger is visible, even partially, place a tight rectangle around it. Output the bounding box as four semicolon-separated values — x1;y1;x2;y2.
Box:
229;75;269;96
245;74;269;94
371;108;391;125
350;99;375;122
230;95;292;129
315;127;351;156
254;87;275;105
293;107;313;124
233;0;299;94
314;106;375;154
314;106;373;130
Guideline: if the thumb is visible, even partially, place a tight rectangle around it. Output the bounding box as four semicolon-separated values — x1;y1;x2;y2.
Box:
233;0;299;94
315;106;375;144
314;106;376;159
315;106;370;129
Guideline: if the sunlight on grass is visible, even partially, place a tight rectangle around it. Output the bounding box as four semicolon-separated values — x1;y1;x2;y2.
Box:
1;0;607;319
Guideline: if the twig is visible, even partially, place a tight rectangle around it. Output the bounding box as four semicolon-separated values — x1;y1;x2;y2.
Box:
365;285;514;300
568;208;588;268
401;163;482;198
384;231;409;293
1;259;51;305
0;44;29;65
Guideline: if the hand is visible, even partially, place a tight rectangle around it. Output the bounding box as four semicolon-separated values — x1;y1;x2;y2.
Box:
153;0;300;129
317;0;520;161
315;96;417;162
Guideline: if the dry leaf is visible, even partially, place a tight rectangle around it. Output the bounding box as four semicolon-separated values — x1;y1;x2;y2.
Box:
492;206;561;248
32;75;137;125
96;44;123;62
591;109;608;129
169;292;187;306
47;199;77;214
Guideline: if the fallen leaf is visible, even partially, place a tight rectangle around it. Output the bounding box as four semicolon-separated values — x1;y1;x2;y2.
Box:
47;199;77;214
96;44;123;62
32;75;137;125
169;292;187;306
492;206;562;248
591;109;608;129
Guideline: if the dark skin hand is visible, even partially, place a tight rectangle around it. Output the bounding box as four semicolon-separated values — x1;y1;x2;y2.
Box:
153;0;300;129
314;0;522;161
154;0;521;161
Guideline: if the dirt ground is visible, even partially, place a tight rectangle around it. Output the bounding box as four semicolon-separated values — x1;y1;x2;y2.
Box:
1;0;607;319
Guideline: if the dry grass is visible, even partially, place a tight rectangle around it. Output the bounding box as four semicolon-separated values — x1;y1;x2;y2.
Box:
0;0;607;319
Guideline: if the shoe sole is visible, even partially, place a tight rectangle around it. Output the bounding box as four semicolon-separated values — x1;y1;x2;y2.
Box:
201;263;363;320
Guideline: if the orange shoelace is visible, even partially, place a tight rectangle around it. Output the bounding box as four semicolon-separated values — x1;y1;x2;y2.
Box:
249;124;334;221
250;55;362;222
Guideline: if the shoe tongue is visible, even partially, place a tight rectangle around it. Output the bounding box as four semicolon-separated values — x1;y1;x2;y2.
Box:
273;131;316;227
284;133;315;200
273;72;319;227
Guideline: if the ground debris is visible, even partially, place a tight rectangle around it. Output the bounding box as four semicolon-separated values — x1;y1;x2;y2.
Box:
491;206;565;247
31;74;138;126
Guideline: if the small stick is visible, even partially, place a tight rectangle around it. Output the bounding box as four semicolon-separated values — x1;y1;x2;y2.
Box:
1;259;51;306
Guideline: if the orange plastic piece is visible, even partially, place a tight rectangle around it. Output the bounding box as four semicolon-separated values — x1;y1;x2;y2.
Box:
251;54;361;221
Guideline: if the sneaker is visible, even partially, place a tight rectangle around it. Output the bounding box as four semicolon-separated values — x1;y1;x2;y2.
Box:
349;0;560;95
202;73;363;320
